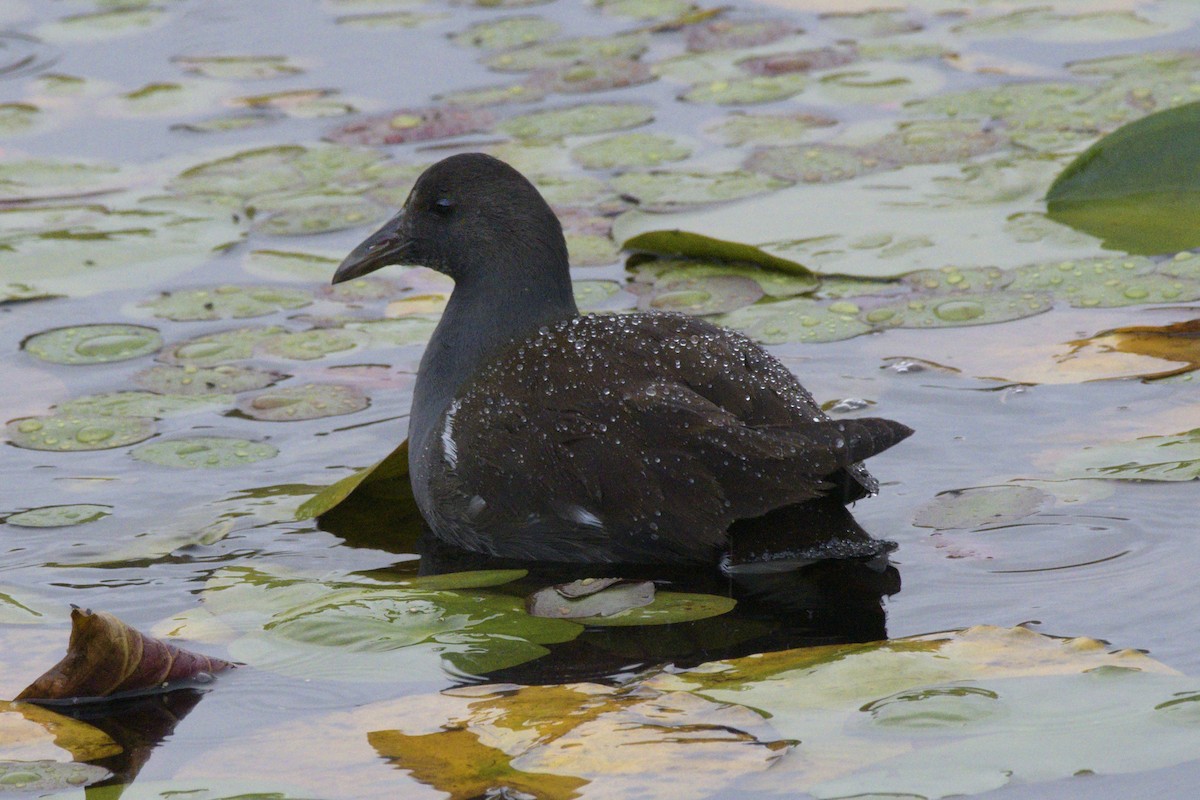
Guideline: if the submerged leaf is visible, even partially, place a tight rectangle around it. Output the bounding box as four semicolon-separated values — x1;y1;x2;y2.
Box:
1046;102;1200;254
913;486;1052;531
4;505;111;528
16;608;233;701
1057;429;1200;482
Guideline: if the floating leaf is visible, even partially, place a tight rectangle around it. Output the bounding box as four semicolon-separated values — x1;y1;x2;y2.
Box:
485;32;648;72
5;505;111;528
685;19;796;52
863;119;1004;166
22;324;162;365
136;365;283;398
172;54;303;80
325;106;493;146
746;144;875;183
635;275;763;316
1046;102;1200;254
54;390;221;423
622;229;812;277
738;46;857;76
335;11;447;28
682;73;808;105
718;298;874;344
258;328;370;360
0;759;109;792
529;58;654;95
238;383;368;421
566;232;620;267
132;437;278;469
631;256;819;298
141;285;312;321
0;102;38;135
254;193;388;236
16;608;233;701
161;325;288;365
296;440;408;519
705;111;837;146
913;486;1052;531
611;170;786;210
904;266;1012;293
437;82;545;108
451;16;560;50
862;291;1053;329
1057;429;1200;482
38;8;166;42
344;318;436;347
0;159;124;203
572;280;623;310
1009;256;1199;308
499;102;654;139
1073;318;1200;380
6;415;155;452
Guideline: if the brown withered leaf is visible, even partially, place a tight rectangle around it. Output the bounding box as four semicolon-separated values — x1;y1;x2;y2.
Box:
1077;317;1200;380
16;608;234;702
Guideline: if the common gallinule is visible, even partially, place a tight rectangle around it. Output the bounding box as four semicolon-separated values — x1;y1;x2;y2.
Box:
333;153;911;563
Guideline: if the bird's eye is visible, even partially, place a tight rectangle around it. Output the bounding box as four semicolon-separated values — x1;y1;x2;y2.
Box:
433;197;455;215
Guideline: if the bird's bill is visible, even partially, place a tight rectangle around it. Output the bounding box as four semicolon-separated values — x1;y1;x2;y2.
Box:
332;212;411;284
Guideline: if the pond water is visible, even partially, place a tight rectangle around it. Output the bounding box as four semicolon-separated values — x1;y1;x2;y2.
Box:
1;0;1199;798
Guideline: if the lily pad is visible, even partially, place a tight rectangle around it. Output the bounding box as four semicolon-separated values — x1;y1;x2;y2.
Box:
862;291;1053;329
253;193;388;236
135;364;285;395
141;285;312;321
110;80;229;117
622;229;811;277
635;275;764;316
611;170;787;210
173;54;304;80
345;318;437;347
436;82;546;108
485;32;648;72
0;760;109;792
258;328;370;360
631;256;819;297
904;266;1012;293
22;324;162;365
1046;101;1200;254
821;7;920;37
5;504;112;528
559;590;735;627
913;486;1052;531
1009;257;1199;308
1057;429;1200;482
499;102;654;139
7;415;156;452
705;111;838;146
572;279;624;310
746;144;876;183
529;58;654;95
738;46;857;76
238;383;369;421
685;19;796;52
527;579;655;619
325;106;494;146
0;159;124;203
38;7;166;42
161;325;288;365
451;16;560;50
57;390;231;418
334;11;447;28
132;437;279;469
243;249;341;281
718;298;874;344
862;119;1005;166
682;73;808;105
566;232;620;267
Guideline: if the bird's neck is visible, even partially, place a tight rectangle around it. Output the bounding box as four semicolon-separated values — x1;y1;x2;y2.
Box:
409;262;578;469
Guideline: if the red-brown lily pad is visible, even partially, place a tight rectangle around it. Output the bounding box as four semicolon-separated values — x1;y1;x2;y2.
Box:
325;106;493;146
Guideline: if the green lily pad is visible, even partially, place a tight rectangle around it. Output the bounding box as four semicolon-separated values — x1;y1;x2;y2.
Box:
953;8;1173;44
635;275;764;316
913;486;1052;531
611;170;787;211
745;144;876;183
530;172;616;207
1057;429;1200;482
718;298;874;344
238;383;369;421
132;437;279;469
705;111;837;146
135;364;285;395
862;291;1053;328
243;249;341;281
566;232;620;267
437;82;546;108
486;32;648;72
22;324;162;365
5;504;112;528
682;73;808;106
296;439;409;520
141;285;312;321
57;390;232;418
7;415;156;452
821;7;920;37
527;579;655;619
630;257;819;298
110;80;228;117
38;7;166;42
0;761;110;793
903;266;1012;293
0;159;124;203
334;11;447;28
253;193;388;236
344;318;437;347
1010;257;1200;308
169;144;309;198
596;0;696;19
863;119;1004;166
325;277;399;302
161;325;288;365
258;328;370;360
0;102;39;136
621;229;812;277
571;590;736;626
810;63;942;106
230;88;352;118
192;565;581;680
572;280;624;310
1046;102;1200;254
499;102;654;139
172;54;304;80
175;114;278;134
451;16;560;50
530;58;654;95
